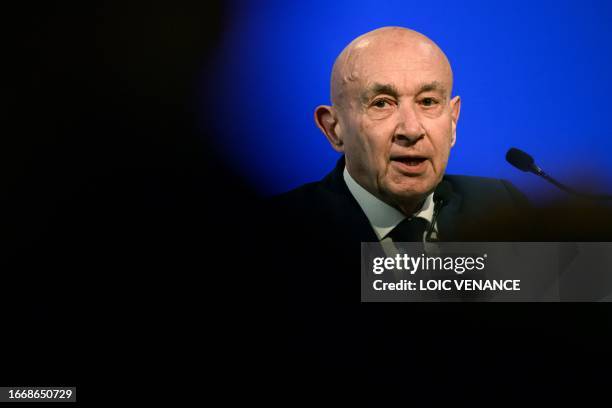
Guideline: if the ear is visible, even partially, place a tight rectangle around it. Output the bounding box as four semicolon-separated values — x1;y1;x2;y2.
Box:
449;96;461;147
314;105;344;152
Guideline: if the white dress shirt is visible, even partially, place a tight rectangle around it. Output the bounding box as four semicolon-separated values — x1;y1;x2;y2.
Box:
343;166;437;243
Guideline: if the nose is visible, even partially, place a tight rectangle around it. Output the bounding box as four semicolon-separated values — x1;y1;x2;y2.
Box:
394;102;425;145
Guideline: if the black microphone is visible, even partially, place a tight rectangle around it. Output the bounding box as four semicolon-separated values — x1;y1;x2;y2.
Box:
506;148;544;175
506;147;612;200
426;181;453;241
433;180;453;205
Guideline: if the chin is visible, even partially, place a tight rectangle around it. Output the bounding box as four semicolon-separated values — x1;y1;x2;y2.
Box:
385;180;432;200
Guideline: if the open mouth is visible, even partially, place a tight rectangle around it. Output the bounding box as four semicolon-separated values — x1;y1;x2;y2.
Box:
392;157;427;166
390;155;428;174
393;157;425;166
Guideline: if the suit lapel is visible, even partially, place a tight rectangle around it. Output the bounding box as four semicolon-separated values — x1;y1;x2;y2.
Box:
436;178;463;241
320;156;379;243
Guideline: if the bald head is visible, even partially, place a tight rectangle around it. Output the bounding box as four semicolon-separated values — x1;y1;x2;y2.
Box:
331;27;453;107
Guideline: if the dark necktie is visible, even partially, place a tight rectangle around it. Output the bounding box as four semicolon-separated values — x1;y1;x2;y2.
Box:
387;217;429;243
385;217;429;284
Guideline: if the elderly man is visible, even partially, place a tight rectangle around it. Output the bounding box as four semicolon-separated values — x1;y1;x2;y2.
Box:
264;27;534;404
273;26;528;246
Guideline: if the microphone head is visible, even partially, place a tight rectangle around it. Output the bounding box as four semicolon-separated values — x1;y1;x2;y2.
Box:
434;180;453;205
506;147;535;172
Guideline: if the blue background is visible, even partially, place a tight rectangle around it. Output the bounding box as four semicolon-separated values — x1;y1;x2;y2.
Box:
201;0;612;202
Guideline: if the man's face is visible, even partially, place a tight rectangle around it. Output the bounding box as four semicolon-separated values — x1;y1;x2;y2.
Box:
335;39;460;207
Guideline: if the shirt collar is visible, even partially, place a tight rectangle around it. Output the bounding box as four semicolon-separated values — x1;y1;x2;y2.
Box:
343;166;435;240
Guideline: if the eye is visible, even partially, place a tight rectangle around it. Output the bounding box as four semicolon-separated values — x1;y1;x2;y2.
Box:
420;97;438;107
372;99;392;108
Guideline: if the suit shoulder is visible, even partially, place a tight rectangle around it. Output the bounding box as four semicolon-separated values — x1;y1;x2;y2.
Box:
444;174;521;194
265;180;343;223
267;180;324;209
443;174;530;209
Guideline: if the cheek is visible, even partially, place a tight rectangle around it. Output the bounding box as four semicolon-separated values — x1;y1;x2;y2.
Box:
424;123;452;165
431;119;454;147
360;120;395;157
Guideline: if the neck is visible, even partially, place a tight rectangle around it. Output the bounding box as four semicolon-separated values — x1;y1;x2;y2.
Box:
385;194;427;217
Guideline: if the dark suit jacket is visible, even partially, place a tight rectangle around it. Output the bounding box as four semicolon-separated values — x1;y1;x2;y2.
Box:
261;157;605;404
266;154;532;318
270;155;530;245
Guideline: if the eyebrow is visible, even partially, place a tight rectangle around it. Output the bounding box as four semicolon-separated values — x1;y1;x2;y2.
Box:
417;81;447;95
361;83;400;103
360;81;447;103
